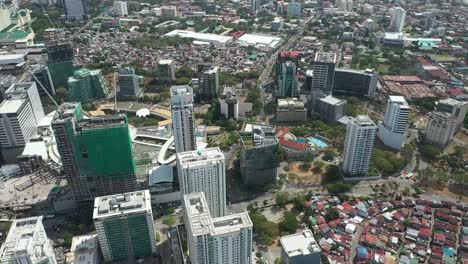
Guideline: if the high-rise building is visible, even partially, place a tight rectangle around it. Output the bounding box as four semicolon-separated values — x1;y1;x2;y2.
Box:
0;82;45;163
311;52;337;94
240;122;279;186
161;6;177;17
0;216;57;264
65;235;99;264
342;115;377;177
277;61;299;98
332;68;378;97
157;59;176;82
312;94;347;123
47;42;75;88
304;69;313;92
199;66;219;102
68;68;109;103
250;0;259;14
113;0;128;16
171;85;196;153
280;230;321;264
63;0;87;21
219;87;239;120
276;51;299;87
424;111;458;148
47;42;74;63
287;1;301;17
177;147;226;217
436;98;468;132
117;67;141;100
183;192;253;264
377;96;410;150
52;103;137;201
389;7;406;32
93;190;157;262
32;65;56;96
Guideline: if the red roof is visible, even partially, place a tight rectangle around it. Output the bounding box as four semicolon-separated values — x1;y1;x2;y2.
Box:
434;233;445;241
447;89;464;95
279;50;299;59
382;75;423;82
419;228;431;237
279;138;309;151
342;202;353;210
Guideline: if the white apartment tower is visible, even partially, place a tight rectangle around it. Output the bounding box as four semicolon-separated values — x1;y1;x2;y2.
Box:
171;85;196;153
378;96;410;150
425;111;458;148
113;1;128;16
436;98;468;132
389;7;406;32
342;115;377;177
183;192;253;264
177;147;226;217
0;216;57;264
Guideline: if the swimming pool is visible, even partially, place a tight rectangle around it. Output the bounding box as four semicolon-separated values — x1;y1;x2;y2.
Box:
296;138;307;143
308;136;328;149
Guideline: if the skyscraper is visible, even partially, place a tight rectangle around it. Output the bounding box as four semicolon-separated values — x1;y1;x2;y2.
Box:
389;7;406;32
113;0;128;16
117;67;141;100
311;52;337;94
219;87;239;120
342;115;377;177
67;68;109;103
157;60;176;82
424;111;458;148
183;192;253;264
250;0;259;14
47;42;75;88
304;69;313;92
276;51;299;87
171;85;196;153
332;68;378;97
286;1;301;17
277;61;299;98
63;0;87;21
93;190;157;262
177;148;226;217
52;103;137;201
32;65;56;96
199;65;219;102
436;98;468;132
378;96;410;150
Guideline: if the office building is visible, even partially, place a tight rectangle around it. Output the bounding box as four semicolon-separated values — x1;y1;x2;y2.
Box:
276;98;307;123
93;190;157;262
240;122;279;186
161;6;177;17
32;65;56;96
311;52;337;94
287;1;301;17
117;67;141;100
157;59;176;82
113;1;128;16
47;42;74;63
63;0;87;21
436;98;468;132
304;70;313;92
219;87;239;120
277;61;299;98
52;103;137;201
47;42;75;88
276;51;299;86
425;111;458;148
0;82;45;163
333;68;378;97
342;115;377;177
68;68;109;103
250;0;259;14
199;65;219;101
171;85;196;153
183;192;253;264
312;94;346;123
377;96;410;150
280;230;321;264
65;235;100;264
0;216;57;264
177;147;226;217
389;7;406;32
148;165;180;207
366;19;375;33
271;17;284;31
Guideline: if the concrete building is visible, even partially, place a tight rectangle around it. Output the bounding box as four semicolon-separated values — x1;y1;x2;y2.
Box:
280;230;321;264
250;0;259;15
52;103;137;201
161;6;177;17
0;7;12;32
271;17;284;31
425;111;458;148
47;42;74;63
148;165;180;207
311;52;337;94
377;96;410;150
93;190;157;262
287;1;301;17
278;61;299;98
219;87;239;120
113;1;128;16
63;0;87;21
47;42;75;88
117;67;141;100
68;68;109;104
157;59;176;82
0;82;44;163
240;122;279;186
32;65;55;96
312;94;347;123
436;98;468;132
333;68;378;97
66;235;100;264
276;98;307;123
171;85;196;153
389;7;406;32
177;147;226;217
0;216;57;264
342;115;377;177
304;69;313;92
199;65;219;102
183;192;253;264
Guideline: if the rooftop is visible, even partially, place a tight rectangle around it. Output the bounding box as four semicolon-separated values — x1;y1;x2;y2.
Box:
177;147;224;165
314;52;337;63
66;235;98;264
0;98;26;114
352;115;376;127
237;34;283;48
241;122;277;149
278;98;305;109
280;230;321;257
165;30;233;44
389;95;410;108
320;95;346;106
93;190;152;219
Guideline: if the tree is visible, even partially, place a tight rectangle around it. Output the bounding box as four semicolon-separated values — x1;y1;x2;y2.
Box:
279;212;298;234
420;144;442;160
175;77;191;85
322;150;336;162
163;216;176;227
275;192;290;207
324;208;340;221
299;162;311;172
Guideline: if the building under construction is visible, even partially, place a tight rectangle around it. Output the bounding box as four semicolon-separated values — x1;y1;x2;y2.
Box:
52;103;137;201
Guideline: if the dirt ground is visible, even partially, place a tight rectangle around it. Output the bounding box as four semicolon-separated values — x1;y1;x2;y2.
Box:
425;186;468;203
287;162;322;185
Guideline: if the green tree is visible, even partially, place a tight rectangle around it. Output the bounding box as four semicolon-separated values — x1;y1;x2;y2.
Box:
299;162;311;172
324;208;340;221
420;144;442;160
279;212;298;234
163;216;176;227
275;192;290;207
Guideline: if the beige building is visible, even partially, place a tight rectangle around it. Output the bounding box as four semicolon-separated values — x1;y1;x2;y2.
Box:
276;98;307;123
